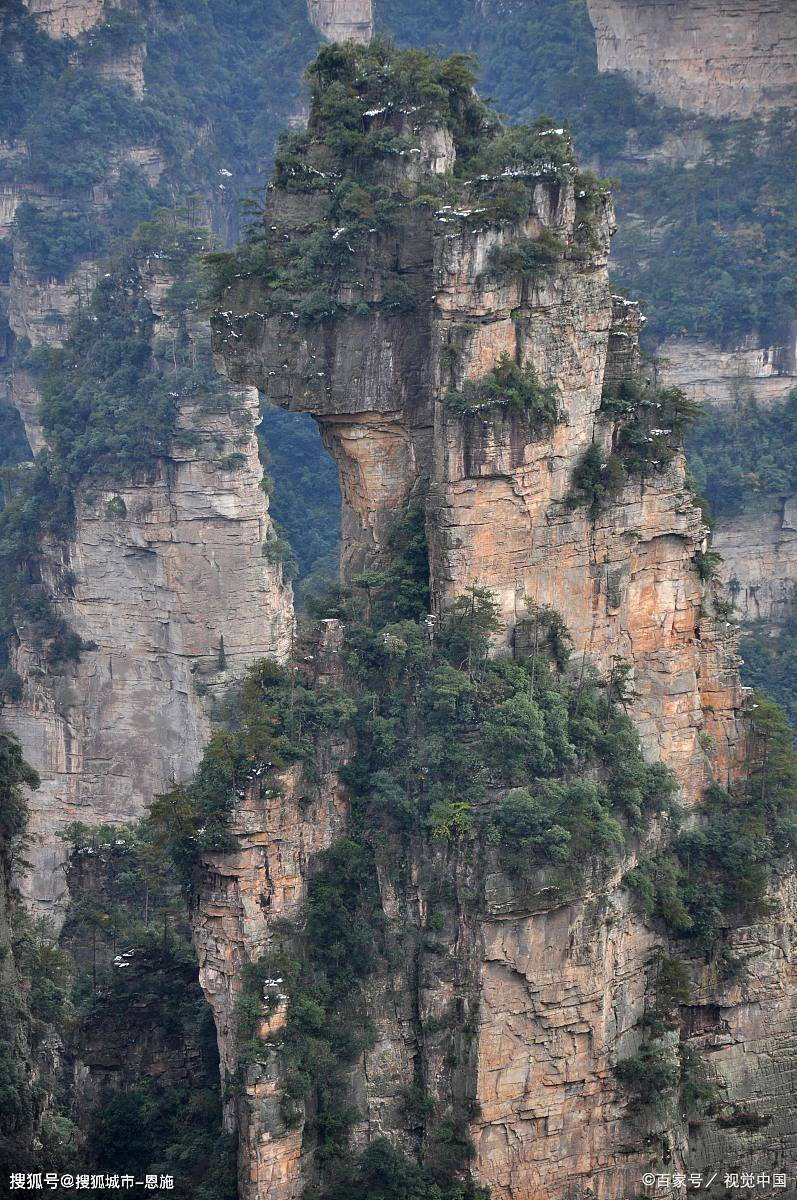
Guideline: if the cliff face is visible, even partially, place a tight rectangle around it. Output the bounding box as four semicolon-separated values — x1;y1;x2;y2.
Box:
306;0;372;44
4;249;293;920
586;0;797;118
22;0;107;39
194;662;797;1200
3;16;796;1200
711;505;797;625
5;8;154;454
194;623;350;1198
5;397;292;919
476;866;797;1199
216;153;743;802
204;63;797;1199
582;1;797;642
1;2;316;922
655;334;797;628
658;333;797;412
4;372;292;918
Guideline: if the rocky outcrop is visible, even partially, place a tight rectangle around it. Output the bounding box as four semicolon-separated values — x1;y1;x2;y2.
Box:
6;247;98;451
8;423;291;918
195;724;797;1200
686;873;797;1185
4;352;292;920
476;864;797;1199
306;0;372;44
2;6;303;927
586;0;797;118
23;0;107;39
658;333;797;411
217;162;743;805
655;335;797;628
712;504;797;625
205;76;797;1199
194;622;349;1198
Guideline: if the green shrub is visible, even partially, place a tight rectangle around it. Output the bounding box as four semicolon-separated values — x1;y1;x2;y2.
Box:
488;228;566;278
626;693;797;950
568;381;700;518
445;353;558;426
0;731;38;849
615;1041;680;1111
566;442;626;520
313;1135;489;1200
739;589;797;727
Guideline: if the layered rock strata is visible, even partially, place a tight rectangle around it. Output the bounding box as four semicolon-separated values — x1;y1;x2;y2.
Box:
204;83;797;1200
657;333;797;412
4;257;293;920
713;505;797;626
22;0;108;39
306;0;372;44
586;0;797;118
194;622;350;1198
216;143;743;801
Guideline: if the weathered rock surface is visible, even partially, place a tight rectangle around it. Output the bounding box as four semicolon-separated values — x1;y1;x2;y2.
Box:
685;873;797;1186
194;623;349;1199
475;864;797;1199
23;0;107;39
306;0;372;44
217;157;743;803
654;335;797;629
206;102;797;1200
4;371;292;921
474;869;663;1198
4;16;794;1199
713;504;797;625
586;0;797;118
658;333;797;411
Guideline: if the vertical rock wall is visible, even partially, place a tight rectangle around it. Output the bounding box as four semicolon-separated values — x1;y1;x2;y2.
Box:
585;0;797;118
22;0;108;40
654;335;797;629
3;366;293;919
584;0;797;632
3;4;301;922
207;104;797;1200
217;159;744;802
194;624;349;1199
306;0;372;44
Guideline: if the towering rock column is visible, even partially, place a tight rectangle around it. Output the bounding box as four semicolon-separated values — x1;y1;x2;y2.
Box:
208;50;797;1200
3;256;294;921
306;0;373;44
583;0;797;635
215;130;743;803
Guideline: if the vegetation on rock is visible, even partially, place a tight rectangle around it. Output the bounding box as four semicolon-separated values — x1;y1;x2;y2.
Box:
1;0;319;280
445;353;558;428
614;951;718;1126
0;766;236;1198
258;410;341;609
613;115;797;347
167;502;681;1194
0;213;233;668
60;823;236;1199
626;694;797;953
207;40;584;327
567;378;701;518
